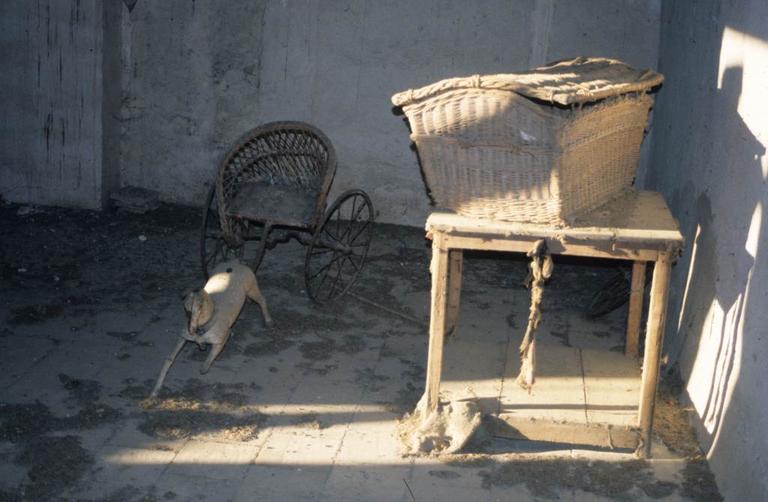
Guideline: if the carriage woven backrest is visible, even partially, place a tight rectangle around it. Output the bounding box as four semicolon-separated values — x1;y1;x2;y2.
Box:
215;122;337;235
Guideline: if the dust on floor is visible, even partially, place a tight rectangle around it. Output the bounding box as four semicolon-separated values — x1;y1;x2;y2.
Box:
0;200;721;500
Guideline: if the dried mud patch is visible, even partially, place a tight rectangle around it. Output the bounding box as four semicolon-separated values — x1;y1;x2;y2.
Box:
654;380;701;458
355;368;390;392
653;377;722;501
244;336;295;357
0;398;115;500
364;248;430;286
67;405;122;430
378;359;424;415
294;361;339;376
290;413;324;430
105;330;153;348
442;453;494;468
299;338;335;361
8;304;64;325
118;378;156;401
0;403;59;442
58;373;122;429
268;305;370;334
299;334;367;361
350;276;415;316
428;469;462;479
97;484;161;502
462;252;527;288
59;374;101;406
0;489;20;502
15;435;93;500
548;329;571;347
681;459;722;501
480;458;675;500
338;334;367;354
379;382;421;416
0;400;120;444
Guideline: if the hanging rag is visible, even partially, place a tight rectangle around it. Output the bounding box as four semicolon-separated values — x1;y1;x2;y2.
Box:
516;239;554;392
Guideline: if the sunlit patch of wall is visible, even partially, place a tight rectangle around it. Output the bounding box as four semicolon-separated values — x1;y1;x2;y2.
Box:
647;2;768;499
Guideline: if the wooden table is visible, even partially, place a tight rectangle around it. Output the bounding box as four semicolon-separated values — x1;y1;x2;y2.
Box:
419;191;683;457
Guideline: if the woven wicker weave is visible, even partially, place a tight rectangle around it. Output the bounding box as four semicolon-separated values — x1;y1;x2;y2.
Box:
215;122;336;242
392;58;662;224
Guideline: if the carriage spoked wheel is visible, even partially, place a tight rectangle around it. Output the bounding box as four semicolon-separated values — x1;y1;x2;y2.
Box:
200;185;270;279
305;189;374;304
585;269;631;319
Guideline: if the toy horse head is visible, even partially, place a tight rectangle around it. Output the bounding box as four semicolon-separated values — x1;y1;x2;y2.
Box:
183;289;214;337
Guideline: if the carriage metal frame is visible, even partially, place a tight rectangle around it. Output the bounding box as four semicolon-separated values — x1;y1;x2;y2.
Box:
200;121;374;303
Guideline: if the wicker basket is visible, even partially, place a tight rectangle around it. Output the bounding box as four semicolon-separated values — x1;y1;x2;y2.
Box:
392;58;663;224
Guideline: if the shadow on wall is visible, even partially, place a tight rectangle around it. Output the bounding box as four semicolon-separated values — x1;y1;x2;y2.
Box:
668;66;765;451
649;4;768;487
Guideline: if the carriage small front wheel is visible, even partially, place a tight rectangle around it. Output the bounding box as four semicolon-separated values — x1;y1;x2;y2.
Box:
200;184;270;279
305;189;374;303
200;185;232;279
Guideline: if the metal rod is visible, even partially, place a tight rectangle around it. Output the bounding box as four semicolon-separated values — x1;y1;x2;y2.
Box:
347;291;427;328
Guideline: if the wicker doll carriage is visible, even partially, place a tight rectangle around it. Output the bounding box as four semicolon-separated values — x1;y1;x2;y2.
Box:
201;121;374;303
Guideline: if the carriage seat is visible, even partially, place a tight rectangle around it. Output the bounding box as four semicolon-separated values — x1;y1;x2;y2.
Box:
227;181;320;228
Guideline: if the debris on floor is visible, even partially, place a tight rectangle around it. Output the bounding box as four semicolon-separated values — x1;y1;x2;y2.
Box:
0;201;722;500
398;394;482;456
110;186;161;213
15;205;43;216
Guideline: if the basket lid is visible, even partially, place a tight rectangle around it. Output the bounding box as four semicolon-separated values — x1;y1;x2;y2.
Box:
391;57;664;107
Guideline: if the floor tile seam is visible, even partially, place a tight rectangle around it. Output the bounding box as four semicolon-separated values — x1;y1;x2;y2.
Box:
322;344;391;491
250;377;307;465
496;324;515;417
162;459;254;484
578;348;589;425
5;344;60;390
159;437;191;478
65;442;173;499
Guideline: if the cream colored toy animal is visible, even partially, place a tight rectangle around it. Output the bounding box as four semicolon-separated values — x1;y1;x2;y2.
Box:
149;260;272;398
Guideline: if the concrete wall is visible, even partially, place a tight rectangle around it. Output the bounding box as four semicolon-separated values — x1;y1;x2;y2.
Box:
118;0;267;206
119;0;661;225
647;1;768;499
0;1;109;209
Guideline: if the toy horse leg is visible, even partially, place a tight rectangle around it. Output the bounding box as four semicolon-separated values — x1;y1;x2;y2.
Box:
149;337;187;398
247;284;273;327
201;342;226;374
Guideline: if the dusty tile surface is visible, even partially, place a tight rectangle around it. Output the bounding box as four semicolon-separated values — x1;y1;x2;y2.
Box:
0;202;721;501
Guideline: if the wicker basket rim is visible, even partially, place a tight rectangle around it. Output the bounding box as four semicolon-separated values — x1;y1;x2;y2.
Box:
392;57;663;108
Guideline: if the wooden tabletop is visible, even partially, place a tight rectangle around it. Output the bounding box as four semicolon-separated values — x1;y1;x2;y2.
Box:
426;191;683;259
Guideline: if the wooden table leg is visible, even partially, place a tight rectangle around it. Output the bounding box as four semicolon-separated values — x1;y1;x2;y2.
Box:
420;234;450;417
445;250;463;336
638;255;672;457
625;261;647;357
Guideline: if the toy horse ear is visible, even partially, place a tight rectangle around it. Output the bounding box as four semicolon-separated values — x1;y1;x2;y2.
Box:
183;290;198;312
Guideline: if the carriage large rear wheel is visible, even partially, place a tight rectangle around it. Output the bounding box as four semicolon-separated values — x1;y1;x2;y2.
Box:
305;189;374;303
